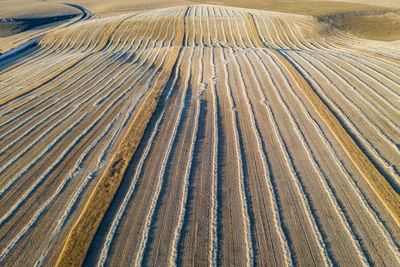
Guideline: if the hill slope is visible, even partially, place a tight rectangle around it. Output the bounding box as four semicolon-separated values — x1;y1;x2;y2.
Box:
0;4;399;266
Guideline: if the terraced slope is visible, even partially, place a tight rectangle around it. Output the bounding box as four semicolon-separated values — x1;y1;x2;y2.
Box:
0;4;399;267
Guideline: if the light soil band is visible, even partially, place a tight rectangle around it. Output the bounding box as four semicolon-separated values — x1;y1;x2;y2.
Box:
245;13;400;228
55;8;187;267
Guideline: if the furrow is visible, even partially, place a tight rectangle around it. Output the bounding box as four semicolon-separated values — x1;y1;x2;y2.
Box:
260;50;335;266
221;48;254;266
0;114;118;264
233;48;293;266
34;114;120;266
257;49;400;263
169;86;201;267
261;50;373;265
0;19;157;143
208;47;219;267
269;47;400;232
96;48;184;267
133;46;193;266
0;113;87;226
286;51;400;190
307;52;400;124
0;34;159;175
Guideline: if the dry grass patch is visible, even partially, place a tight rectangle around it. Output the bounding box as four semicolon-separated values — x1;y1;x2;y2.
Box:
320;11;400;41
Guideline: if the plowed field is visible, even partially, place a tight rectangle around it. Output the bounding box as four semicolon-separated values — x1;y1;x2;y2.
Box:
0;4;399;266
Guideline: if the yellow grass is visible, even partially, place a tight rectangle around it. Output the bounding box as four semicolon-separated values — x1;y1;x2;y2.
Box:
55;8;187;267
245;13;264;47
320;11;400;41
